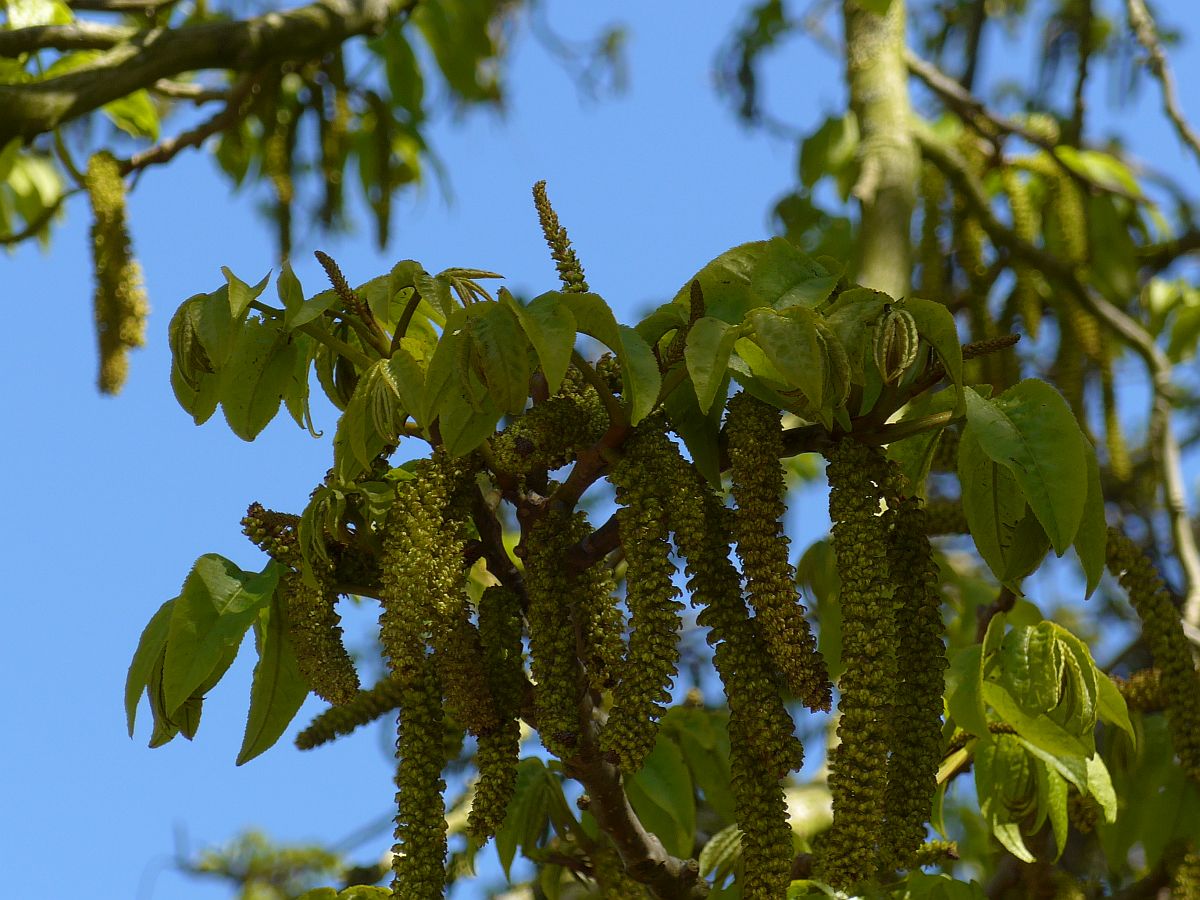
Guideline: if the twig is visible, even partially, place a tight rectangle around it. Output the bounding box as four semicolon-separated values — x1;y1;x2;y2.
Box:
0;21;134;56
149;79;228;103
119;73;259;175
0;191;71;245
1067;0;1094;145
1126;0;1200;171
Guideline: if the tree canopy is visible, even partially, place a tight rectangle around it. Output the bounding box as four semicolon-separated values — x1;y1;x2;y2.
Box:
9;0;1200;898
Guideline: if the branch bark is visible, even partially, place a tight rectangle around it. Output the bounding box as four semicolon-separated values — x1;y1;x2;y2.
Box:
0;21;134;56
843;0;917;299
0;0;411;145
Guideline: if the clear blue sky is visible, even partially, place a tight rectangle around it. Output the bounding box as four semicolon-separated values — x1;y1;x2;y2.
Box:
3;3;1199;898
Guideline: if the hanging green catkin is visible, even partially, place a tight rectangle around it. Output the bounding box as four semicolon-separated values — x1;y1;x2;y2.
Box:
727;392;831;712
490;366;608;476
468;586;525;842
601;425;686;773
379;456;461;896
576;539;625;695
533;180;588;293
281;569;360;706
1101;350;1132;482
815;438;898;890
590;839;648;898
1000;167;1042;339
1112;668;1166;712
85;151;149;395
880;481;948;871
1106;529;1200;785
295;675;407;750
524;508;589;757
663;449;799;900
917;163;947;300
242;503;301;565
1172;847;1200;898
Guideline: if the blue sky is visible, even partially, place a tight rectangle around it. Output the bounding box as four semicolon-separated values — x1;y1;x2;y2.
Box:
3;2;1200;898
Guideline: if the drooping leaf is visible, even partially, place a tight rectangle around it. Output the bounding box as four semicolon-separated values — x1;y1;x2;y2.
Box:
503;289;577;394
672;242;768;324
747;307;824;407
1097;674;1135;743
125;599;175;737
905;296;964;412
946;644;988;737
624;736;696;858
685;316;741;414
749;236;838;310
469;301;531;415
495;758;556;879
237;584;311;765
617;325;662;424
220;320;300;441
162;556;280;717
964;382;1089;555
1074;445;1107;599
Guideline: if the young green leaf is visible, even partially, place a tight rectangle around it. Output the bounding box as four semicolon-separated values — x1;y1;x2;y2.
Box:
964;382;1089;555
468;301;531;415
222;267;271;320
125;598;176;737
276;263;304;320
162;556;281;716
624;736;696;859
237;585;311;765
617;325;661;424
220;320;300;441
747;308;824;407
905;296;964;412
502;289;577;395
684;316;740;414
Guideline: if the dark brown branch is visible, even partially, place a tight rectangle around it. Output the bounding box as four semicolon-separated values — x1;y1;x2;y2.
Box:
1138;229;1200;273
67;0;176;10
0;22;135;56
119;73;259;174
0;0;412;145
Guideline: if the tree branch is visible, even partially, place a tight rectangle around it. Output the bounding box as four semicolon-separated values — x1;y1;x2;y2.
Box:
0;0;412;145
1126;0;1200;171
0;21;135;56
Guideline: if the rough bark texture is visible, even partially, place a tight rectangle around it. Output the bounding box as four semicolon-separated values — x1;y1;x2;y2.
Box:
843;0;917;299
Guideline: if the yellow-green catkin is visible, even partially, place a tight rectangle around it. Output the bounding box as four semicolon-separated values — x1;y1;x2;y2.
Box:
601;425;686;773
1172;847;1200;898
533;180;588;293
1101;352;1132;482
590;840;648;898
577;543;625;695
295;675;406;750
524;508;588;757
922;500;969;536
85;151;149;394
379;455;462;896
816;438;898;890
1107;529;1200;785
910;840;958;868
727;392;831;712
917;163;947;300
1113;668;1166;712
880;479;948;870
663;449;799;900
468;585;524;842
491;367;608;476
1001;166;1042;339
1047;169;1089;268
281;569;361;706
242;502;302;566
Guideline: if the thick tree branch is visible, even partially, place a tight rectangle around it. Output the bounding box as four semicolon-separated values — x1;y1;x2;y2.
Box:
843;0;917;299
0;0;412;145
1138;229;1200;272
0;21;135;56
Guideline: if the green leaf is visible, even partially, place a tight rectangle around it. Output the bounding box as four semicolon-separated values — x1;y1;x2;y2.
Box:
974;734;1036;863
503;289;577;394
672;241;767;324
469;302;531;415
237;583;311;765
617;325;662;424
222;268;271;320
822;287;890;384
102;89;159;140
946;644;988;737
1085;752;1118;823
958;426;1049;584
560;291;623;352
625;736;696;858
982;681;1091;773
997;623;1063;717
964;381;1089;555
662;374;725;485
495;758;554;879
125;599;175;737
905;297;964;413
420;309;469;428
277;263;304;320
698;824;741;880
220;320;300;441
1074;446;1107;599
1097;674;1135;743
438;389;501;458
287;289;341;330
685;316;740;414
799;113;859;199
162;556;280;717
1042;763;1069;860
748;308;824;406
749;236;838;310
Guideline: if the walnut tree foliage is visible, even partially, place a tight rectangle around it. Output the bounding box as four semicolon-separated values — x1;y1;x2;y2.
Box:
6;0;1196;896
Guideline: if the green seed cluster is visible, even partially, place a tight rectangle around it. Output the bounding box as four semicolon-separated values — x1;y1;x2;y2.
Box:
524;508;589;757
281;569;360;706
662;449;799;900
1106;529;1200;785
880;489;948;871
86;151;149;395
242;502;302;567
727;392;830;712
533;180;588;293
1113;668;1166;713
378;454;462;895
601;425;686;773
468;586;525;842
392;649;450;899
295;675;406;750
815;438;898;890
491;368;608;476
1001;167;1042;339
